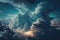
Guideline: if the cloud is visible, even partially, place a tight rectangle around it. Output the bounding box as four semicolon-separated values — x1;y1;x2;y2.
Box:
0;0;32;15
0;0;13;3
12;3;29;14
0;0;29;18
32;1;47;15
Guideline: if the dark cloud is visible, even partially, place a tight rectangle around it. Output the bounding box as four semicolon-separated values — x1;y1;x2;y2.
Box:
0;0;60;11
13;0;37;10
14;0;36;4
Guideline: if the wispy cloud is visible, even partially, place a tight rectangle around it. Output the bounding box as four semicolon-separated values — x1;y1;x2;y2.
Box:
32;1;47;15
12;3;29;14
0;0;13;3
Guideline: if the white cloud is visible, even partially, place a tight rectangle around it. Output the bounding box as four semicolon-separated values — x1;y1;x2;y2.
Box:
12;3;29;15
0;0;30;15
32;1;47;15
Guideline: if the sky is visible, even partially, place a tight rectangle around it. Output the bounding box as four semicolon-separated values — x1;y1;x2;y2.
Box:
0;0;60;21
0;0;60;40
